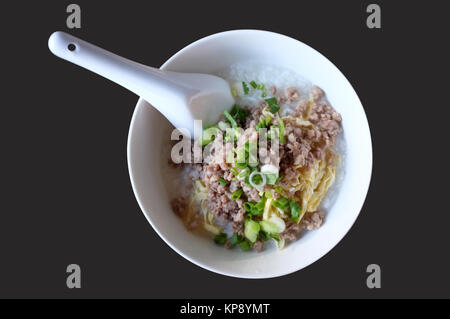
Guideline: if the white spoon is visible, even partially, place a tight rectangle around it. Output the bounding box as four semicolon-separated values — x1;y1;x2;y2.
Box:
48;31;235;138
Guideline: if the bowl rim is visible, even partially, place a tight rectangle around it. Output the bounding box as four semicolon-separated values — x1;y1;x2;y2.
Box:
127;29;373;279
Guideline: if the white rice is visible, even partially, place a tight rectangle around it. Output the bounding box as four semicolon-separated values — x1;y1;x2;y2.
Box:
217;62;312;116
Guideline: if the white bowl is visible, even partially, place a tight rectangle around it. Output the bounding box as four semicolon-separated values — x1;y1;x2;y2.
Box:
127;30;372;279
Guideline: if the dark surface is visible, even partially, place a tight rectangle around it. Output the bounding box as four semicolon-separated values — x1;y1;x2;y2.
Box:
0;0;448;298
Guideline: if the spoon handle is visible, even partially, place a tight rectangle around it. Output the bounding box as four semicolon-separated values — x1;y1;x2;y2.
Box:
48;31;192;106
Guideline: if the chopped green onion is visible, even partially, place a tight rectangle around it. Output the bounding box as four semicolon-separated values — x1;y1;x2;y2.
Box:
264;173;278;185
270;126;280;141
289;200;302;222
244;175;251;187
214;233;227;245
218;177;227;187
247;151;258;168
201;135;214;146
250;81;258;89
249;207;259;216
242;82;250;95
234;141;257;169
238;167;251;179
256;117;266;130
230;104;249;122
250;173;263;185
230;233;245;246
244;202;255;212
248;171;267;190
279;118;286;144
230;167;239;176
259;220;280;235
265;97;280;114
252;194;266;215
239;110;250;121
256;116;271;130
235;146;246;165
244;219;261;243
218;121;231;131
235;162;248;169
201;126;220;146
231;189;244;200
225;128;239;142
257;84;267;98
272;197;290;211
243;141;250;152
271;233;281;242
259;231;270;241
239;240;252;252
224;110;238;128
275;186;283;194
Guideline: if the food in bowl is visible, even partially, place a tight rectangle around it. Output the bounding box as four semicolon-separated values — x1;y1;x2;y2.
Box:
167;62;342;252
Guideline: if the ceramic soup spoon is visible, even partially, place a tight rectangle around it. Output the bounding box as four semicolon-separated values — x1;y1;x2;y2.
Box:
48;31;235;138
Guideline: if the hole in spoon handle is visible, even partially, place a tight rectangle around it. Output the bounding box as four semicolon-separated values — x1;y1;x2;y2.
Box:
68;43;76;51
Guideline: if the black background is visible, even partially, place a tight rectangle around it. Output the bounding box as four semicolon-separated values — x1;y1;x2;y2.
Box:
0;0;448;299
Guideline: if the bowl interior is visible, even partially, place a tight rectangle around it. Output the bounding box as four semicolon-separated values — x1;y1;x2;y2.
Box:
127;30;372;278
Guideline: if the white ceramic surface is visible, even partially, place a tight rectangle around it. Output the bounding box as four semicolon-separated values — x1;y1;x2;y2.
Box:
127;30;372;279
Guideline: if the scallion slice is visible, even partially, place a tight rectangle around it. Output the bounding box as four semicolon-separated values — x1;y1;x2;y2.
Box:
279;118;286;144
265;97;280;114
244;202;255;212
224;110;238;128
264;173;278;185
257;83;267;98
244;219;261;243
274;186;283;194
218;177;227;187
239;240;252;252
237;167;251;179
231;189;244;200
289;200;302;222
242;82;250;95
249;171;266;191
272;197;290;211
214;233;227;245
229;233;244;247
